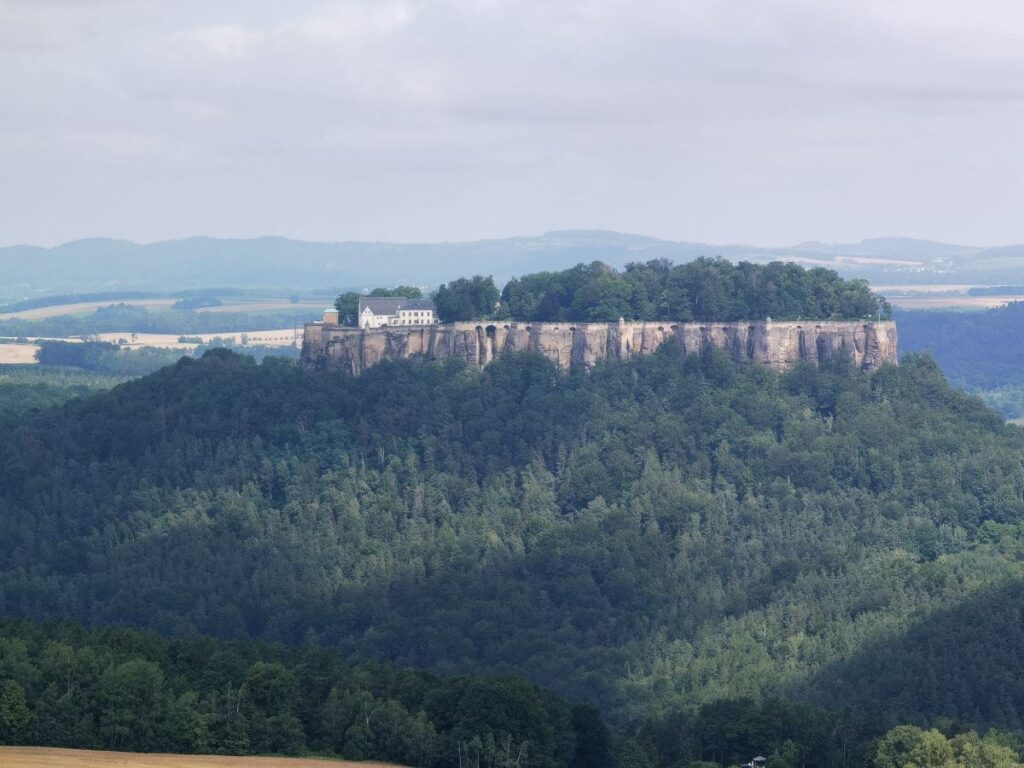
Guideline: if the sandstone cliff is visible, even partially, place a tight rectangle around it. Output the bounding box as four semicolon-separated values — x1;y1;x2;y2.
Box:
302;319;898;375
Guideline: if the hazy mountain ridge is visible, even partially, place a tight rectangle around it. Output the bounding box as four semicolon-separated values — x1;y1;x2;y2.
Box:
6;231;1024;298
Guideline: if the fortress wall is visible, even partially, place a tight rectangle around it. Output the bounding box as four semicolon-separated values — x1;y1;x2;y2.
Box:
301;320;898;375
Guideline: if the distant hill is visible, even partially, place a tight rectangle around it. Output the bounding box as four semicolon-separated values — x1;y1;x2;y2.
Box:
5;231;1024;298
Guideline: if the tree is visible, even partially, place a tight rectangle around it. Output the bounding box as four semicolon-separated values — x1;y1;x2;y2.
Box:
0;680;31;744
875;726;953;768
433;276;499;321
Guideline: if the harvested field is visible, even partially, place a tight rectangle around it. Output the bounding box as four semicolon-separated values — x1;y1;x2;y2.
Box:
886;295;1018;309
0;299;177;320
0;343;40;364
92;329;301;349
872;284;983;293
0;746;403;768
198;300;325;314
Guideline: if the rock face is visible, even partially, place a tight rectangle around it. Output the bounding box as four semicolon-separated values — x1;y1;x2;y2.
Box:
302;319;898;375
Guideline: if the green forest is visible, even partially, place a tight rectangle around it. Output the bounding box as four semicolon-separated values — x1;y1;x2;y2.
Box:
897;302;1024;417
0;258;1022;767
497;259;889;322
1;340;1024;763
0;618;592;767
331;259;890;324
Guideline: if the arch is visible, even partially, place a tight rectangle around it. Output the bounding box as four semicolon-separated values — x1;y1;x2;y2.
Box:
485;324;497;335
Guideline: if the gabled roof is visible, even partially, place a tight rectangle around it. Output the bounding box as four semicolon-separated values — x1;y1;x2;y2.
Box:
359;296;435;315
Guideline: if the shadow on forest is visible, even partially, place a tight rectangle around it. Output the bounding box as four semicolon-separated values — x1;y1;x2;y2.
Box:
801;577;1024;730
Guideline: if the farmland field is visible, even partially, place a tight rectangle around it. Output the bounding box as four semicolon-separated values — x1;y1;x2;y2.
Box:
0;299;178;320
0;342;40;364
886;295;1016;309
0;747;403;768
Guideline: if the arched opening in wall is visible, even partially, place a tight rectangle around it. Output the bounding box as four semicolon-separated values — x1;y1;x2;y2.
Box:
657;326;664;333
485;325;498;357
816;336;829;361
475;326;483;334
503;325;510;330
525;326;532;332
670;324;679;331
569;326;577;332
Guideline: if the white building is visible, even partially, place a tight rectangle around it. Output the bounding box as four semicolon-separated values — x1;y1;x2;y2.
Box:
358;297;437;328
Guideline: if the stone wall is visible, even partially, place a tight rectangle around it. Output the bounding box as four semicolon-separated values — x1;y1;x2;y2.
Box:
301;319;898;375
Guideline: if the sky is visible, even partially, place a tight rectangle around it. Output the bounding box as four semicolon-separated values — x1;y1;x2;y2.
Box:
2;0;1024;247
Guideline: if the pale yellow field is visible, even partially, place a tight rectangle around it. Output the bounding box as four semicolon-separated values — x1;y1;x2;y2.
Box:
93;329;301;350
0;343;40;364
886;295;1018;309
0;299;178;320
0;297;323;321
0;746;403;768
198;301;326;314
872;284;983;293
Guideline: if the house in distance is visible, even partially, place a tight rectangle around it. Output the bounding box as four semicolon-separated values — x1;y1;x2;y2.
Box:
357;296;437;328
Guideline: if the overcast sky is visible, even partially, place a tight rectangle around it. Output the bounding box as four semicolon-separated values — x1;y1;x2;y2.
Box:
2;0;1023;247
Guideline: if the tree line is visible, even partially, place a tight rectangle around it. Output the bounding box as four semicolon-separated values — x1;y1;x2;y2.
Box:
337;259;890;324
0;618;597;767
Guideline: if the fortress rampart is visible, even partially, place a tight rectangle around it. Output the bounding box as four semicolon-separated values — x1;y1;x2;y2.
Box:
301;319;898;375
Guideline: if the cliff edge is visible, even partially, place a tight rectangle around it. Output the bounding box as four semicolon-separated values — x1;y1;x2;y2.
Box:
301;319;898;375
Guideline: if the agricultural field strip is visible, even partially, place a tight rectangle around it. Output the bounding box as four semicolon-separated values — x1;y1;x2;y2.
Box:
0;298;324;320
0;747;403;768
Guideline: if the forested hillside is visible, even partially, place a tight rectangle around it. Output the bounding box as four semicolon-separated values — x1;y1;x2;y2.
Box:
897;302;1024;390
2;344;1024;745
0;619;588;767
897;302;1024;417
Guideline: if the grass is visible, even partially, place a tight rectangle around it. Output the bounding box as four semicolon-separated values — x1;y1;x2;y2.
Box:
0;746;404;768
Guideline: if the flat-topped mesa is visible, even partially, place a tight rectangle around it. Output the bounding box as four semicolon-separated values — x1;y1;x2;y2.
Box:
302;319;898;375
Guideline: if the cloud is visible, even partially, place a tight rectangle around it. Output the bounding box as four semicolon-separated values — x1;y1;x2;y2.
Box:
2;0;1024;246
180;24;263;60
289;1;417;42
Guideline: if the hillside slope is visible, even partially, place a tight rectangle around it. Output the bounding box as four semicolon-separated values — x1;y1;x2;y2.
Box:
2;347;1024;728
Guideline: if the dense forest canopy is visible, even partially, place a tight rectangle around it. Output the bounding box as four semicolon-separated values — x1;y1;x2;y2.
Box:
0;618;589;767
331;258;891;324
1;345;1023;742
897;302;1024;390
897;302;1024;417
498;259;890;322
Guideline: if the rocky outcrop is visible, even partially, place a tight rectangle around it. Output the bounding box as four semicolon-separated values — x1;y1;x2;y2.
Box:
302;319;898;375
